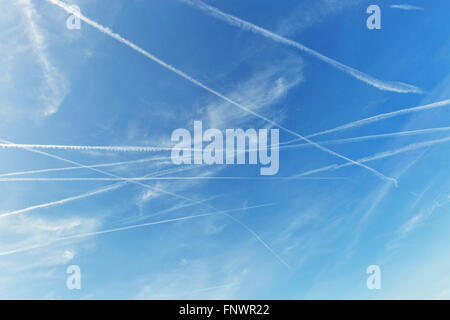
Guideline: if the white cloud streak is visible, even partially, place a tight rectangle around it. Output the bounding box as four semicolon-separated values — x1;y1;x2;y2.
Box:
19;0;68;115
179;0;423;94
45;0;395;185
390;4;424;10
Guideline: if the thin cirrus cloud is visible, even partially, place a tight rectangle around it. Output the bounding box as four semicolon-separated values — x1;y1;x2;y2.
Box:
18;0;68;116
179;0;423;94
204;57;304;130
43;0;397;185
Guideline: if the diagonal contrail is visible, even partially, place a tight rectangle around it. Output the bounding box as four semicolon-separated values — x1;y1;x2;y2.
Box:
179;0;423;94
45;0;396;185
0;203;275;257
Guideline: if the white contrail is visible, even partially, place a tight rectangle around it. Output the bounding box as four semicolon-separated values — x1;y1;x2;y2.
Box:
0;156;171;178
1;139;290;268
0;143;171;152
45;0;395;185
0;176;348;182
0;182;124;219
179;0;423;94
390;4;424;10
0;203;275;257
307;99;450;138
282;126;450;149
0;165;194;219
226;213;291;269
293;136;450;177
2;127;449;167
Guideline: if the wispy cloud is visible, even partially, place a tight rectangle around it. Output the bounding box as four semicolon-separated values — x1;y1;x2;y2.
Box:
276;0;362;36
46;0;395;184
398;197;447;236
0;214;100;264
204;58;303;129
385;194;449;252
19;0;68;116
179;0;423;94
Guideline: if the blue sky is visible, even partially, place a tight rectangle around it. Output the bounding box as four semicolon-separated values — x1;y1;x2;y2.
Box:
0;0;449;299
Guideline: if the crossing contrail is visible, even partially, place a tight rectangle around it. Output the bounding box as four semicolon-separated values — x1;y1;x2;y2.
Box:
292;136;450;177
281;126;450;149
45;0;396;185
0;156;171;178
1;138;290;267
0;182;124;219
0;203;275;257
2;127;449;165
0;165;196;219
0;176;348;182
307;99;450;138
179;0;423;94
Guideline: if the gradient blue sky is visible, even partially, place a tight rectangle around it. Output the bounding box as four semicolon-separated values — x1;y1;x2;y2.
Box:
0;0;449;299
